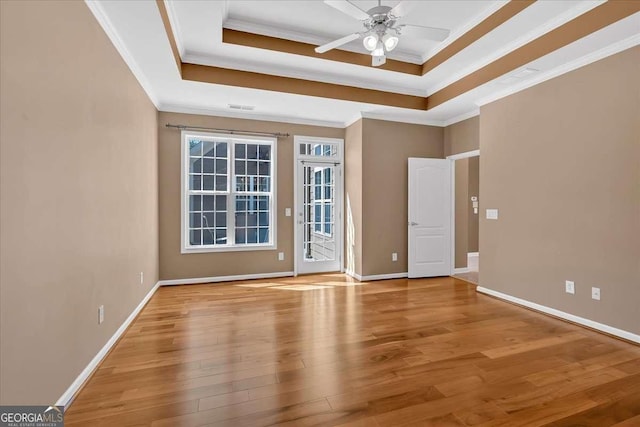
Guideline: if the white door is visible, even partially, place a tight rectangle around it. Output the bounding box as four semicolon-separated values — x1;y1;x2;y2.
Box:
295;161;342;274
408;158;452;278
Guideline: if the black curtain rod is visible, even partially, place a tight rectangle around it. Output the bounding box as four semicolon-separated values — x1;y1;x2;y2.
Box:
165;123;290;138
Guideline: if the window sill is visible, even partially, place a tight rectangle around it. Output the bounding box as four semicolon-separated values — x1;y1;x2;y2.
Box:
181;243;277;254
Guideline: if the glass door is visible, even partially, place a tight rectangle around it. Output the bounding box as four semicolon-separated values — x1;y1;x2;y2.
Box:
296;160;342;274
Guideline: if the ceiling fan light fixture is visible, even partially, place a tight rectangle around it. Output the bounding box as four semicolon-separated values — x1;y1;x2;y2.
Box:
362;34;378;51
372;40;384;57
382;33;399;51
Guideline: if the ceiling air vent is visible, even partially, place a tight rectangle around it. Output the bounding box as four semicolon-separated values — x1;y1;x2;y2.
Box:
228;104;255;111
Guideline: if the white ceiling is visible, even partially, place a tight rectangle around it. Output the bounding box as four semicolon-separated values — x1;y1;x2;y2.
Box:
87;0;640;128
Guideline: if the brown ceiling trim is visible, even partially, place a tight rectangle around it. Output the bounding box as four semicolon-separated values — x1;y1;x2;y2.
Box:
156;0;182;76
181;63;428;110
223;29;423;75
428;0;640;110
421;0;536;75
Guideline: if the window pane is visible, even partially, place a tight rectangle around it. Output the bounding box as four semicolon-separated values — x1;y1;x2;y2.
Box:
189;213;201;228
314;204;321;231
215;142;227;158
203;141;215;157
203;229;215;245
203;175;214;191
215;212;226;227
189;139;203;156
324;204;331;224
258;145;270;160
215;175;227;191
235;143;246;159
258;227;269;243
189;229;201;246
189;175;201;191
215;195;226;211
215;229;227;244
203;158;214;173
216;159;227;174
235;228;246;244
236;212;246;227
258;212;269;226
247;144;258;159
203;195;215;211
258;177;270;192
247;228;258;244
235;160;245;175
259;161;269;176
190;195;201;211
190;158;202;174
247;161;257;176
202;212;214;228
258;197;268;210
247;213;257;227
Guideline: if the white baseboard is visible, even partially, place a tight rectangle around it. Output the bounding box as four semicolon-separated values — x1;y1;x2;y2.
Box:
453;267;471;274
346;271;408;281
476;286;640;344
158;271;294;286
57;281;160;410
467;252;479;257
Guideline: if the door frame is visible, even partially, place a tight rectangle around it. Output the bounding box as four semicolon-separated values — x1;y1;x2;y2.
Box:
446;149;480;275
293;135;344;276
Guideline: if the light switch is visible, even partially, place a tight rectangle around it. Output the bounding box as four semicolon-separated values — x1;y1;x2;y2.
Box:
486;209;499;220
285;208;291;217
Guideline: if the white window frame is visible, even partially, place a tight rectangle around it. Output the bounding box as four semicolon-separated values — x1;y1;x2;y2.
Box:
181;130;277;253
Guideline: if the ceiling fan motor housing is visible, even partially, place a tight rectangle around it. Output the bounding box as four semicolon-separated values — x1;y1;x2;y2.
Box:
364;5;397;34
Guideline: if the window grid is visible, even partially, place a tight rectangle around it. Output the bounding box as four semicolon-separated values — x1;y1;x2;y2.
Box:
184;133;275;251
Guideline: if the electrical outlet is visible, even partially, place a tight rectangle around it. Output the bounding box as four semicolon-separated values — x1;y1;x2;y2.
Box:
140;271;144;285
592;287;601;300
392;252;398;262
98;305;104;324
565;280;575;294
278;252;284;261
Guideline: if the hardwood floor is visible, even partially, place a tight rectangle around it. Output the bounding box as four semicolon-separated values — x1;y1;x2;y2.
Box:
64;274;640;426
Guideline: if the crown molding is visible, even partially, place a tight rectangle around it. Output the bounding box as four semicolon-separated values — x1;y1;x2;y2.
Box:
163;0;185;57
158;102;346;128
223;17;424;65
84;0;160;108
443;108;480;127
182;51;428;98
426;0;605;96
361;111;444;127
476;34;640;107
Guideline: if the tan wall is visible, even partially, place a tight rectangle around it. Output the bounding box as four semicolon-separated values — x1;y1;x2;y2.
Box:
455;159;470;268
345;119;363;276
0;1;159;405
444;116;479;157
158;112;344;280
480;46;640;335
468;156;479;253
361;119;444;276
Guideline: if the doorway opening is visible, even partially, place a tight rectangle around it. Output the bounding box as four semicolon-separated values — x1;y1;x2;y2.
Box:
294;136;344;275
447;150;480;284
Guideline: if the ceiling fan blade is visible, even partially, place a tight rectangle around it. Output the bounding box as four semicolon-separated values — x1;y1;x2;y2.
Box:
389;1;413;18
324;0;370;21
399;24;450;41
315;32;361;53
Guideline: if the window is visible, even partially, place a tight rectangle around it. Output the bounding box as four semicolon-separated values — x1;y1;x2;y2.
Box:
182;131;276;253
311;165;333;236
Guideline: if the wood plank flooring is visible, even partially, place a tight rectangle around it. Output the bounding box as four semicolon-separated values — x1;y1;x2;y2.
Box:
64;274;640;426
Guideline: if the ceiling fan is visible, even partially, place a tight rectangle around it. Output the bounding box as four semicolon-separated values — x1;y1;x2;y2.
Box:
315;0;450;67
